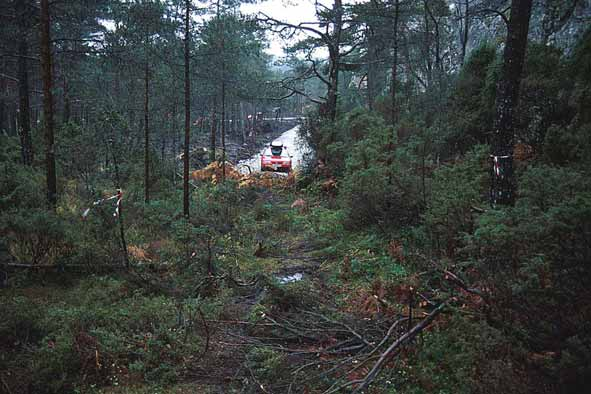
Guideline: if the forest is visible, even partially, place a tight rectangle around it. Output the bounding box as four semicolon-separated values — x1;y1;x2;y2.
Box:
1;0;590;393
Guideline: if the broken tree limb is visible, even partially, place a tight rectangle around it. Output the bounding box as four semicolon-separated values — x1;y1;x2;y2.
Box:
443;270;488;302
350;302;447;394
303;310;372;347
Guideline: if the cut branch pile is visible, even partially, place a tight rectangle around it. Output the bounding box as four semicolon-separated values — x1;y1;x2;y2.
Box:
210;300;446;393
191;161;296;189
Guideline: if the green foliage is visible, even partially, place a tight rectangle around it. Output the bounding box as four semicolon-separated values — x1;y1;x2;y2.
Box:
0;295;45;354
455;164;591;389
247;347;286;381
543;123;591;165
338;111;424;230
57;122;102;188
443;44;497;154
424;145;488;257
568;27;591;124
0;156;45;212
0;277;211;393
1;208;74;265
517;43;572;146
397;315;528;394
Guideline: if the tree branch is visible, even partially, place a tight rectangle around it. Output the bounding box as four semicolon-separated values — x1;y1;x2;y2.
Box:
351;302;446;394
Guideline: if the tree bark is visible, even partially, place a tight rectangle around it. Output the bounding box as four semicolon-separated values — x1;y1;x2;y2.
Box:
390;0;400;126
210;97;217;163
323;0;343;121
0;77;5;135
366;25;378;111
491;0;533;206
144;58;150;204
460;0;470;65
183;0;191;218
220;8;226;181
221;83;226;181
40;0;57;209
240;101;247;143
17;0;33;165
63;73;70;124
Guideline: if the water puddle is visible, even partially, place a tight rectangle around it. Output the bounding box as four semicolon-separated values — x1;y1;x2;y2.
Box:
238;125;311;175
276;272;303;284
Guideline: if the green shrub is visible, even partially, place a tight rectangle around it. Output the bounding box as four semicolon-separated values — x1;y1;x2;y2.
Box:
396;315;528;394
19;277;207;392
2;208;74;265
456;164;591;390
246;347;286;381
424;145;488;257
0;295;45;356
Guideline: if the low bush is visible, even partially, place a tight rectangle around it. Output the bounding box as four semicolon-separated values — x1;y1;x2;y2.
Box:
0;277;213;393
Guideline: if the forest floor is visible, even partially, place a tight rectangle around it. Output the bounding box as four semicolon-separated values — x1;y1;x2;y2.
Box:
183;194;329;393
1;159;418;394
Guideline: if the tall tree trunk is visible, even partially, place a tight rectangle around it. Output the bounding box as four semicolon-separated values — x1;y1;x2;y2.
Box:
0;80;5;135
63;73;70;124
17;0;33;165
144;59;150;204
171;94;178;184
422;0;433;88
491;0;533;206
221;83;226;181
183;0;191;218
210;97;217;163
325;0;343;121
390;0;400;126
220;21;226;181
367;25;378;110
240;102;247;143
40;0;57;209
460;0;470;65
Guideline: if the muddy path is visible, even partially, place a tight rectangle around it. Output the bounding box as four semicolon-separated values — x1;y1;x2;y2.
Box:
238;125;312;175
187;120;302;170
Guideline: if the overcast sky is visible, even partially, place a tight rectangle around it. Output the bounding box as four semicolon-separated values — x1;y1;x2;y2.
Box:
240;0;321;57
100;0;340;58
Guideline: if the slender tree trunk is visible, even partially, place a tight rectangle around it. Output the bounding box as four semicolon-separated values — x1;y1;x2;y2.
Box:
460;0;470;65
17;0;33;165
109;139;130;270
171;95;178;184
221;20;226;181
367;25;378;110
210;97;217;163
390;0;400;126
240;102;247;143
426;3;442;82
221;84;226;181
0;81;5;135
490;0;533;206
183;0;191;218
325;0;343;121
63;73;70;124
161;130;166;162
144;59;150;204
40;0;57;209
422;0;433;88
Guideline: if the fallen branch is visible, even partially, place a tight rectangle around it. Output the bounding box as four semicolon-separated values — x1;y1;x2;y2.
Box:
351;302;446;394
303;310;372;348
443;270;488;302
